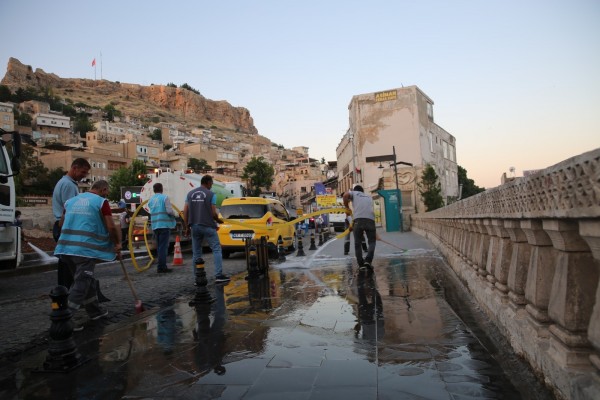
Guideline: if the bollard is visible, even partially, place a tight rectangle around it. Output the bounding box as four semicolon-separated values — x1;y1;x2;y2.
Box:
189;259;214;305
296;236;306;257
324;231;330;241
318;232;323;246
277;237;286;262
41;285;87;372
309;233;317;250
246;243;260;278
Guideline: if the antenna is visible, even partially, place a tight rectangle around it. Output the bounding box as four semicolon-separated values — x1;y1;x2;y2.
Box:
509;166;515;177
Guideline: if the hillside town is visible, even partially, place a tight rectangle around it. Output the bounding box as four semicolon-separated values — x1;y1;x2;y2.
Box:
1;58;462;232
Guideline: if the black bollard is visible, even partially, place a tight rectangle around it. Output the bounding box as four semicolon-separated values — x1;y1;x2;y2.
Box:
309;233;317;250
190;259;214;305
41;285;87;372
318;232;323;246
277;238;286;262
246;244;260;279
324;231;330;241
296;236;306;257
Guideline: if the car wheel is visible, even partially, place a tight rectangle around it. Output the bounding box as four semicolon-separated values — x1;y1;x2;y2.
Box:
222;250;230;259
288;233;297;251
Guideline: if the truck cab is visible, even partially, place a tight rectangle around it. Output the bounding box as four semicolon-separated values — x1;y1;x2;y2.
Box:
0;130;22;269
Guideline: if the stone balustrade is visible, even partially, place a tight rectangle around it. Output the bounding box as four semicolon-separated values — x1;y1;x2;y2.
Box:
411;148;600;400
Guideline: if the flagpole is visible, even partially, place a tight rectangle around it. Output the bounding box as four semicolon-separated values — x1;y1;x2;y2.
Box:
100;52;103;80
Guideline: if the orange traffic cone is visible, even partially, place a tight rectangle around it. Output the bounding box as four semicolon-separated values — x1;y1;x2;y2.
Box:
172;236;183;266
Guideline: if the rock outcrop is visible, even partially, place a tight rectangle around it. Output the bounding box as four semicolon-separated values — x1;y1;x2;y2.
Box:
1;57;257;134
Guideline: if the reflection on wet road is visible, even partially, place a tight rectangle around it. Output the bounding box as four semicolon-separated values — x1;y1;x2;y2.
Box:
4;251;523;399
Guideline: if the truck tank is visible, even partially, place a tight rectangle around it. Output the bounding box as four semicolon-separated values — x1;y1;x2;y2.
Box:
140;171;243;212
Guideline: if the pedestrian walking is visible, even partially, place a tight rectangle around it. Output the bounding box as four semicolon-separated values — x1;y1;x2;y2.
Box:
148;183;177;273
343;185;377;271
183;175;230;284
54;180;121;331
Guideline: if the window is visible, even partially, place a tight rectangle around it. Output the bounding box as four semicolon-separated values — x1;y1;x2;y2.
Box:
429;132;434;153
442;141;448;159
427;102;434;120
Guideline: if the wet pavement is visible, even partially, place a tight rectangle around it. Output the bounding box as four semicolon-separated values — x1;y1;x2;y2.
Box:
0;231;551;399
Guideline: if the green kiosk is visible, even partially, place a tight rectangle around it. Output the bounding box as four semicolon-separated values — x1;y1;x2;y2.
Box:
377;189;402;232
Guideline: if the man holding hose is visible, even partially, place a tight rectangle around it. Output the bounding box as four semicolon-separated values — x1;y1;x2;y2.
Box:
54;180;121;331
343;185;377;271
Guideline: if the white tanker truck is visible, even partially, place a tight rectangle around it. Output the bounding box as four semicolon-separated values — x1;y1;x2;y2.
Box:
139;170;245;211
128;170;245;251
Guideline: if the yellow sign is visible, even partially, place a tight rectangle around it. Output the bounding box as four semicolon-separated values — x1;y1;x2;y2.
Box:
297;209;303;216
316;195;337;207
375;90;397;102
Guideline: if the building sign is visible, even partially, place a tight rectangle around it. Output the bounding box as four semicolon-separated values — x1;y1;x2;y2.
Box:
375;90;397;102
316;194;337;207
121;186;143;203
22;197;49;205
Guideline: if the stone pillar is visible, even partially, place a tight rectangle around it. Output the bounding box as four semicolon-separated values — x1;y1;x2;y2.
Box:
523;219;555;331
505;219;531;308
474;219;490;275
483;220;497;285
491;219;512;295
545;220;598;366
465;219;478;267
579;221;600;372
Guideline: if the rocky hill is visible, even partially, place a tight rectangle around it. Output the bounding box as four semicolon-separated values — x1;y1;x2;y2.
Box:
1;57;258;134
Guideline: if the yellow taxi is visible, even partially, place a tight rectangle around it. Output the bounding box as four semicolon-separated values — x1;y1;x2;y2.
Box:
218;197;297;258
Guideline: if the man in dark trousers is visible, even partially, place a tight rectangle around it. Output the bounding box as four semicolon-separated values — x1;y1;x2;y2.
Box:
343;185;377;271
183;175;230;283
148;183;177;273
51;159;110;302
54;180;121;331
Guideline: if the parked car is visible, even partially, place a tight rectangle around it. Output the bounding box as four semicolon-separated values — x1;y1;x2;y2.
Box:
218;197;297;258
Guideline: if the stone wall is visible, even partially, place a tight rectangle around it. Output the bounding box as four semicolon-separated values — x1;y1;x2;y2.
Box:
411;148;600;400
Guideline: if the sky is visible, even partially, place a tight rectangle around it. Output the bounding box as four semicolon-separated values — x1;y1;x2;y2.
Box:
1;0;599;189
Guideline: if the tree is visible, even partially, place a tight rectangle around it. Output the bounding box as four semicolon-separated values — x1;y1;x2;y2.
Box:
103;103;122;122
188;157;211;172
149;128;162;141
13;145;64;196
108;160;147;202
458;165;485;199
241;156;275;197
73;112;95;137
419;164;444;211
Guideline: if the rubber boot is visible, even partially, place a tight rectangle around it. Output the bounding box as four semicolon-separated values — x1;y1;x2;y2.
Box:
344;241;350;255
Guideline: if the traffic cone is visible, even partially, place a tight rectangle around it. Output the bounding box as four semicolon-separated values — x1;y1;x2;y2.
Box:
173;236;183;266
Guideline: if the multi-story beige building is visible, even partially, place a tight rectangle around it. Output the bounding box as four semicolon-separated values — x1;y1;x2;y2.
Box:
39;148;129;188
0;102;14;131
32;112;74;144
338;85;459;229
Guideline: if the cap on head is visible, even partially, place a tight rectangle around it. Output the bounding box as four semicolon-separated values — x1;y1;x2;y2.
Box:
118;200;126;208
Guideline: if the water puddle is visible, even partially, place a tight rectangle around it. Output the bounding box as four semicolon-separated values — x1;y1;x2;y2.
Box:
2;251;537;399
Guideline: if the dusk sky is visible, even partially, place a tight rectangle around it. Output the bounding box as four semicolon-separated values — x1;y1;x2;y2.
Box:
1;0;599;188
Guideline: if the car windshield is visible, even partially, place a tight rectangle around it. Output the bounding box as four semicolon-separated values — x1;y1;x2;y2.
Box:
221;204;269;219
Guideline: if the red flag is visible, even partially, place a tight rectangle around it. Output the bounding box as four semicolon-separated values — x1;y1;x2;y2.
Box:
91;58;96;67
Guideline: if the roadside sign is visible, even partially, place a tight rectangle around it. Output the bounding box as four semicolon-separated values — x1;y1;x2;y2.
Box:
316;194;337;207
121;186;143;203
